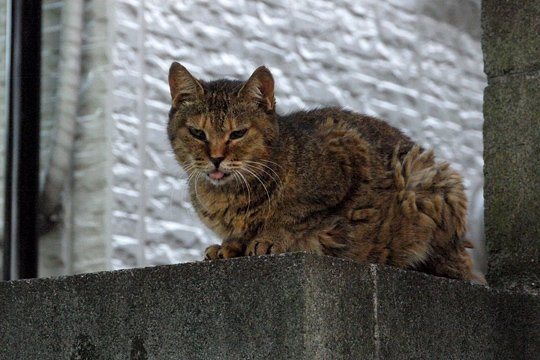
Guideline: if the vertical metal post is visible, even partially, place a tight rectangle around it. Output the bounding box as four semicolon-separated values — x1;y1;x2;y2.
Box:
3;0;42;280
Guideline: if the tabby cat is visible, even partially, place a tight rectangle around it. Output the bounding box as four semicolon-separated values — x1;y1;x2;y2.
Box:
167;62;485;284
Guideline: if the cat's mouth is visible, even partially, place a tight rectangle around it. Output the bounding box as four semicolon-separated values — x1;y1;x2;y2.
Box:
207;170;229;181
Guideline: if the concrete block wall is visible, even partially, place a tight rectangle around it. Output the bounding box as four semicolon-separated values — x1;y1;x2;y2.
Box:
1;253;538;359
482;0;540;293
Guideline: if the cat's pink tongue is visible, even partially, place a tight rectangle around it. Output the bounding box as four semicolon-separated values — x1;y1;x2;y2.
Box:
209;170;225;180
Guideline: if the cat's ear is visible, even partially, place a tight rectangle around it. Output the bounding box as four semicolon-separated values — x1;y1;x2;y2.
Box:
168;62;204;106
238;66;275;112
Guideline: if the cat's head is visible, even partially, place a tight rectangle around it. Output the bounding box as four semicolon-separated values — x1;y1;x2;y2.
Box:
167;62;279;186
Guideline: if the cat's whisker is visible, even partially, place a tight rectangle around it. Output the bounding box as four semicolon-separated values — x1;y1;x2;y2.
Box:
193;172;210;212
166;170;181;216
182;162;198;175
232;172;248;209
183;168;194;178
186;172;197;186
256;159;284;169
185;162;200;180
240;167;272;215
243;164;280;190
231;172;241;193
244;161;282;185
236;170;252;216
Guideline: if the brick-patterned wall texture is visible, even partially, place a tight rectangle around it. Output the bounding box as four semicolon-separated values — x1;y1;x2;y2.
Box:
0;0;486;275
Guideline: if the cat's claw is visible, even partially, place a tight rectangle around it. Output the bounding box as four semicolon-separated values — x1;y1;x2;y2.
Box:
246;240;279;256
204;243;243;260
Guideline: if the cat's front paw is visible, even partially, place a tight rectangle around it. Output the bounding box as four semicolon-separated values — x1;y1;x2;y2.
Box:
203;243;243;260
204;245;222;260
246;239;285;256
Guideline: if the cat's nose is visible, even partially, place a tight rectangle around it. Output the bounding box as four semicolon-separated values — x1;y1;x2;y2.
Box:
210;157;225;168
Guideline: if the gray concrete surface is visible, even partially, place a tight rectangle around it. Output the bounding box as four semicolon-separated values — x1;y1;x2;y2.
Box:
482;0;540;294
481;0;540;77
483;74;540;294
1;253;538;359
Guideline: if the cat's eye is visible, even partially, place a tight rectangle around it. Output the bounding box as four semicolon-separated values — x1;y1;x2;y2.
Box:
188;127;206;141
230;129;248;140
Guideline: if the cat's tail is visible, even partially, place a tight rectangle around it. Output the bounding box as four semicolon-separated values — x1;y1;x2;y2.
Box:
392;145;467;238
391;145;483;283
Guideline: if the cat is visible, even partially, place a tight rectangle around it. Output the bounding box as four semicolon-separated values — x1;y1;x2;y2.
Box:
167;62;485;284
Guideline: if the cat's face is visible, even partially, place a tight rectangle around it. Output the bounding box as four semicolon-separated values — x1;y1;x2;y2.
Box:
168;63;278;187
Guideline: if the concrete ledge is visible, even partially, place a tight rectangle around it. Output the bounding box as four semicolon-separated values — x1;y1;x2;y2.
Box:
1;253;538;359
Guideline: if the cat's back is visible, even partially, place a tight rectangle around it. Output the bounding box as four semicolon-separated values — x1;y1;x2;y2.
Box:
279;107;415;160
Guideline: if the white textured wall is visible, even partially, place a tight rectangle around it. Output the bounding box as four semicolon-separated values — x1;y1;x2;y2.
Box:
111;0;486;269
